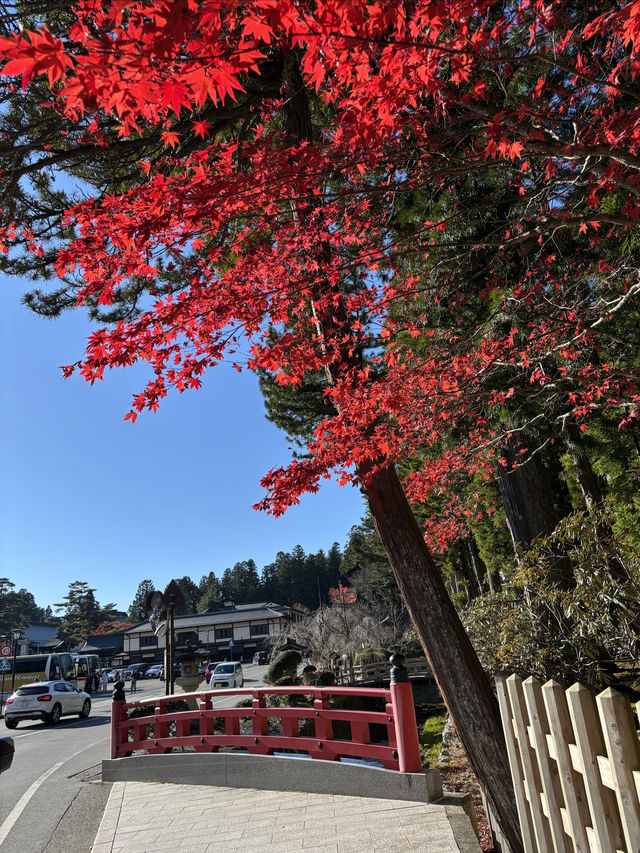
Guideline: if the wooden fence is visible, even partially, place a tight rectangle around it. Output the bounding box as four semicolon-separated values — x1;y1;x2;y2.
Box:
495;674;640;853
350;656;432;684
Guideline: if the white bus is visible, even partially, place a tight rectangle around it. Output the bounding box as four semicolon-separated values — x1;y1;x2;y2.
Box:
71;654;101;693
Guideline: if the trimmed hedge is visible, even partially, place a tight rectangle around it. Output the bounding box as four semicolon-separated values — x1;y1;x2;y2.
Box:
263;650;302;685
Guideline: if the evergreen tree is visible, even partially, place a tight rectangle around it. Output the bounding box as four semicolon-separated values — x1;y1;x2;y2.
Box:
0;578;45;636
174;576;200;615
219;560;262;604
128;579;155;623
54;581;117;647
220;567;234;602
260;561;279;602
197;572;222;612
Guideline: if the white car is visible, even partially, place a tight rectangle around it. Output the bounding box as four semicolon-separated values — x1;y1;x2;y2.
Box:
145;664;163;678
3;681;91;729
209;662;244;688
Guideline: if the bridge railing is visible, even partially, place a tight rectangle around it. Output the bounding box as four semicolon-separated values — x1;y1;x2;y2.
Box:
110;654;422;773
351;656;432;684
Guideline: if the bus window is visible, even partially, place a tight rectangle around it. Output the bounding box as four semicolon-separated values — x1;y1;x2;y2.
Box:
59;654;74;681
14;656;48;676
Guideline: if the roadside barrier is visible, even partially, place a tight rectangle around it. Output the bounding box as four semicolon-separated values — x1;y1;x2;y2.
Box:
110;653;422;772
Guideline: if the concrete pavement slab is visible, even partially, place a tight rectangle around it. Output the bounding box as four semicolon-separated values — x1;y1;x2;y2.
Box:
91;781;481;852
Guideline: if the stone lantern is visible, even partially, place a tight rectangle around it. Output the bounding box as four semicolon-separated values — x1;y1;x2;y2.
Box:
175;641;201;708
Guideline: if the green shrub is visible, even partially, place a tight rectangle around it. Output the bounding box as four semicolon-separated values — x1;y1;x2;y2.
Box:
462;507;640;690
128;704;155;719
420;714;447;768
312;669;336;686
264;650;302;685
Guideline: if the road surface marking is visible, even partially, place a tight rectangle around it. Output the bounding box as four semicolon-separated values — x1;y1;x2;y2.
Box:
0;735;108;846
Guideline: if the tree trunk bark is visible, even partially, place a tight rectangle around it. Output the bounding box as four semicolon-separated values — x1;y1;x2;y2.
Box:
496;442;573;586
465;537;486;597
566;434;629;583
458;541;480;601
360;462;523;853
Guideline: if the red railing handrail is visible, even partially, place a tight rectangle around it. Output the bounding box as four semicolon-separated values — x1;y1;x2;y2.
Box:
122;684;392;710
110;681;422;773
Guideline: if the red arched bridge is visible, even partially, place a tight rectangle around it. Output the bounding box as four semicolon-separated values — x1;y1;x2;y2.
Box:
110;670;422;774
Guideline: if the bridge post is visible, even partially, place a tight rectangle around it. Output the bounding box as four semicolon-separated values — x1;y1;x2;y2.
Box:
110;680;127;759
389;654;422;773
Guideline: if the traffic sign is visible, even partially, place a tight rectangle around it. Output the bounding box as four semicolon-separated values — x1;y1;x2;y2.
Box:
0;659;12;672
0;644;12;658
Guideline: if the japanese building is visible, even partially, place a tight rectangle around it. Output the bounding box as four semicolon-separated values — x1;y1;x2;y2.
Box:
121;601;295;666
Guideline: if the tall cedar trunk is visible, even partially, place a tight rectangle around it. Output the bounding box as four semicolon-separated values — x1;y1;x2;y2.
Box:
458;540;481;601
496;442;573;586
566;434;629;583
360;463;523;853
466;536;486;596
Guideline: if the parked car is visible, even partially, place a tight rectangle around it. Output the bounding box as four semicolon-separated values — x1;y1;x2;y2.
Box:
158;664;181;680
204;662;221;684
3;681;91;729
209;662;244;689
145;664;163;678
253;651;269;665
0;737;14;774
124;663;149;680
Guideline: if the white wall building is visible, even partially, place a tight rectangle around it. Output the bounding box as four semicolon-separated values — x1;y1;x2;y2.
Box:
121;601;291;665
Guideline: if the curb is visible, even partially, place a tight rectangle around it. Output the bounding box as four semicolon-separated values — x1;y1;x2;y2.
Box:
90;780;125;853
102;751;444;802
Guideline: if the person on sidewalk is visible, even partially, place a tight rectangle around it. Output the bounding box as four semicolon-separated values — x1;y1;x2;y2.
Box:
101;670;109;692
130;670;137;694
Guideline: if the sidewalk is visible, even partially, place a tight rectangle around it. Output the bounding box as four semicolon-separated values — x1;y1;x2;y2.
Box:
91;781;482;853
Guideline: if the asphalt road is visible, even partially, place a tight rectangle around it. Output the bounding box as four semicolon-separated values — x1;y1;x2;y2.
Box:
0;664;270;853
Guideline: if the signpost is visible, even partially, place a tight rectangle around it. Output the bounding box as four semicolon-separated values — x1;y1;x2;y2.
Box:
0;656;12;714
163;581;185;695
145;581;185;696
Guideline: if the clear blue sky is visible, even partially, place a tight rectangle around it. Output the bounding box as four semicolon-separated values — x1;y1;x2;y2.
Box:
0;275;365;614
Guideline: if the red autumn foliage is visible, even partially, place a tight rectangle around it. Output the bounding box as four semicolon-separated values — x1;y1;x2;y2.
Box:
1;3;638;550
328;586;357;606
10;6;640;842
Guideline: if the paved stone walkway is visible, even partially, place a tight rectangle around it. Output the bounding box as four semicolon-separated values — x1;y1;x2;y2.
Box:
91;781;480;853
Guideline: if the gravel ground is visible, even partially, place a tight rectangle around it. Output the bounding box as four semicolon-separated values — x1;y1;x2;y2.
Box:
438;729;494;852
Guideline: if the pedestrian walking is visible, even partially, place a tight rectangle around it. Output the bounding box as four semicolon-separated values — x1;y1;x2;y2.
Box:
130;669;137;694
101;670;109;692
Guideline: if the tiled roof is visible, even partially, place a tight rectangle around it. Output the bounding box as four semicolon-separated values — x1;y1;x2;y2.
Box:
123;602;289;634
22;623;60;643
80;633;125;651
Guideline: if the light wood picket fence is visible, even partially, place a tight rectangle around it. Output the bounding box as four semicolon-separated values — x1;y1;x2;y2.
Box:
495;674;640;853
